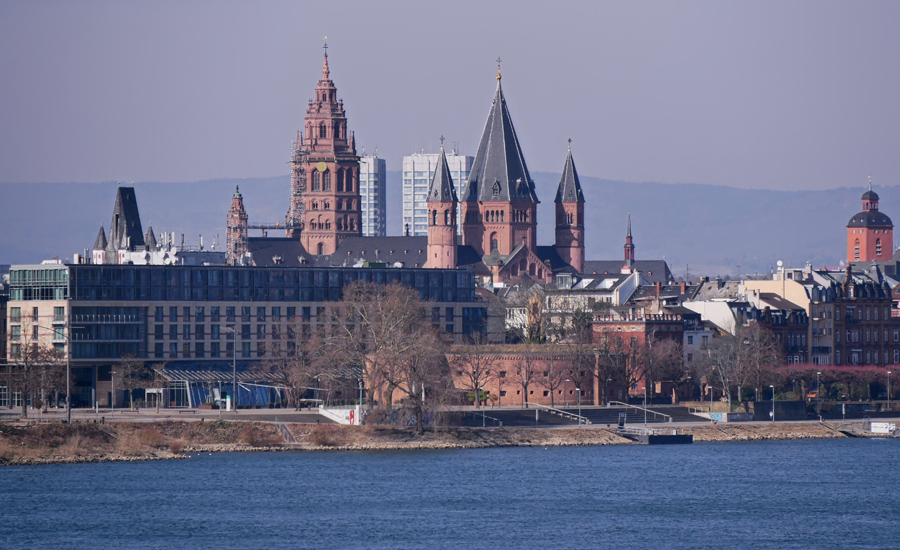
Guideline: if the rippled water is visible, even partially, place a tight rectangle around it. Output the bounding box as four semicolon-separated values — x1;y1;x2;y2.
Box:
2;439;899;549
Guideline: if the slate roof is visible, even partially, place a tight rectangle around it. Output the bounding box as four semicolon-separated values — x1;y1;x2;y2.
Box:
582;260;673;285
145;226;158;250
554;149;584;203
427;147;458;203
328;236;427;268
107;187;145;251
862;189;879;201
847;210;893;228
92;226;107;250
246;238;311;267
459;80;538;203
247;236;430;269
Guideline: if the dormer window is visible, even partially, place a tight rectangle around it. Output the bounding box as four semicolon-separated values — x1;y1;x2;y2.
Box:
492;181;501;196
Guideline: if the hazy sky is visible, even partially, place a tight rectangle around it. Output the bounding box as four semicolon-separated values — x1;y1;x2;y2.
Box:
2;1;899;191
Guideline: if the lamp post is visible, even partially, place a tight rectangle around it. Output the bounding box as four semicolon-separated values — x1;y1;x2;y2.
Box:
34;323;77;423
576;386;582;427
770;384;775;422
888;371;892;413
110;368;115;410
224;326;237;412
816;371;821;416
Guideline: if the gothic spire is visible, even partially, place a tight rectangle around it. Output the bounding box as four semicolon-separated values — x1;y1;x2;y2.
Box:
554;143;584;203
427;140;458;203
461;69;537;203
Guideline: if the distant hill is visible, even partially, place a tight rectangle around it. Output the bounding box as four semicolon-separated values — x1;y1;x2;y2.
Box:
1;174;886;277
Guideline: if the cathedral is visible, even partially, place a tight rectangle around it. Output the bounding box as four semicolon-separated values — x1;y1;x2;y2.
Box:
226;48;656;286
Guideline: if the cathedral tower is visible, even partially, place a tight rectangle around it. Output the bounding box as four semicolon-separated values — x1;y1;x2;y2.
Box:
227;186;249;265
289;43;361;255
554;141;585;274
459;65;539;257
425;142;458;269
847;179;893;263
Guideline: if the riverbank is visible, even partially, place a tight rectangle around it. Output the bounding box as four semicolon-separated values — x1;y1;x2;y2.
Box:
0;419;887;466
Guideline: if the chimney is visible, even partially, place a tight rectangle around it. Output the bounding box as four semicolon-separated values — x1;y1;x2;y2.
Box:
656;282;661;293
680;281;686;294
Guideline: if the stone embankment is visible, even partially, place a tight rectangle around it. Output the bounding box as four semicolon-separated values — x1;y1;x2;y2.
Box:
0;420;883;466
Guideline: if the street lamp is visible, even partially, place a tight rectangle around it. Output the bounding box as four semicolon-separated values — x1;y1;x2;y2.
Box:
888;371;892;413
816;371;822;416
224;326;238;412
34;323;78;423
770;384;775;422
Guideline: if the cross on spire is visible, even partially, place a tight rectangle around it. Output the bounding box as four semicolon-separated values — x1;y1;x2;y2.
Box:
496;56;502;80
323;36;328;56
440;135;445;149
568;137;572;150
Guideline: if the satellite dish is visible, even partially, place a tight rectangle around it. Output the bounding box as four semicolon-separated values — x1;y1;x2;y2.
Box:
777;260;783;268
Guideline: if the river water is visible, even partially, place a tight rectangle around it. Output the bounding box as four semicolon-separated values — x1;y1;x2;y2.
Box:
1;438;899;549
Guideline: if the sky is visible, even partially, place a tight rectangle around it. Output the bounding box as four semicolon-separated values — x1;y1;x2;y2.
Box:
1;0;899;192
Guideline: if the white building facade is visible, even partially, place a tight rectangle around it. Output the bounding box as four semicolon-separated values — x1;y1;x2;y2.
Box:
402;150;473;236
359;155;387;237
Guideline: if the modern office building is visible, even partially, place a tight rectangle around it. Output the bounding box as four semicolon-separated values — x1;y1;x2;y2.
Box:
4;263;488;408
402;150;473;236
359;155;387;237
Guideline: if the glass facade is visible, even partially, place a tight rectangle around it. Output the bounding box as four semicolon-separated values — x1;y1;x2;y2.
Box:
358;155;386;237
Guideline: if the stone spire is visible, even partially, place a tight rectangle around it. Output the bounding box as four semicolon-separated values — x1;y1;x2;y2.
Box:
624;212;635;267
554;141;585;273
426;140;459;269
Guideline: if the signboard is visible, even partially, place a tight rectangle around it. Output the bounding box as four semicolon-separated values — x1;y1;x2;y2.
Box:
871;422;896;434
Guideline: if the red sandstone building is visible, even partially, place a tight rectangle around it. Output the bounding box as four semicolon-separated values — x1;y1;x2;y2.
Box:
226;47;587;284
847;183;893;263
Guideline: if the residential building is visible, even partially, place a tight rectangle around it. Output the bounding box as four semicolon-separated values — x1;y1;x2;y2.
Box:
359;155;387;237
402;150;472;237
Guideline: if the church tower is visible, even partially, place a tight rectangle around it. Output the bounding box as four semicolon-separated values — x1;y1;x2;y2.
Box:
425;141;458;269
459;64;539;258
554;140;585;274
290;43;361;255
227;185;249;265
622;213;635;273
847;178;893;263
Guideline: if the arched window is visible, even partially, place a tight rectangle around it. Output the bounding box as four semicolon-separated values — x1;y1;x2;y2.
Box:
312;170;321;191
334;123;341;139
876;238;882;256
337;170;344;192
317;243;324;255
323;170;331;191
432;210;437;226
337;219;344;231
444;210;451;225
345;172;353;192
500;211;504;222
319;123;327;138
490;232;498;252
854;238;860;261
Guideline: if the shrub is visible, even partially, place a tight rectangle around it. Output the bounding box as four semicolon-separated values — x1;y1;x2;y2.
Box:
168;439;185;453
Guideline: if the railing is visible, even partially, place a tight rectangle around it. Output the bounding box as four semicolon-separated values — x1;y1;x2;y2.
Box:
618;425;688;436
525;402;591;425
608;401;672;422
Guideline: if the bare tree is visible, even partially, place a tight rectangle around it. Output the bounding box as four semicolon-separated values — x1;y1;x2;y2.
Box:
640;335;685;403
254;323;331;409
511;344;544;408
595;333;641;404
542;349;567;408
8;321;60;418
119;354;153;409
450;333;498;406
376;327;450;433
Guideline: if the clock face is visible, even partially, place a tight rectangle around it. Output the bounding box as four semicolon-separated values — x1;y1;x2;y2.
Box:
317;162;328;172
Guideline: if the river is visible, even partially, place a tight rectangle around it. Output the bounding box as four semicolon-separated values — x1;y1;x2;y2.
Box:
1;438;898;549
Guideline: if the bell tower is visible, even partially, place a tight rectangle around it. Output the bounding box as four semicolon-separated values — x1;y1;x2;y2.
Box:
227;186;249;265
426;140;458;269
293;40;361;255
847;177;894;263
554;140;585;273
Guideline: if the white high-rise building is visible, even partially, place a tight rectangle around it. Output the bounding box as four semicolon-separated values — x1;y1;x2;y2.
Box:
402;150;473;236
359;155;387;237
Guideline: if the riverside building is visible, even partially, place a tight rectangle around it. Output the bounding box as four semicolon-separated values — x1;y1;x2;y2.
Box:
359;154;387;237
5;263;487;408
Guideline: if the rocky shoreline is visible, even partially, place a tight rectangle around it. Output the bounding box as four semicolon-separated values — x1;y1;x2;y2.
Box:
0;420;886;467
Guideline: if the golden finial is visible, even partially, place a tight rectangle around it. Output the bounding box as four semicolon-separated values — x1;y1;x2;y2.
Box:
496;56;502;80
568;137;572;151
869;174;873;191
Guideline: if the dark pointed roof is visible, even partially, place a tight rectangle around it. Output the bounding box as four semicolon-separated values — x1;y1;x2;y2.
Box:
554;148;584;203
427;146;458;203
862;189;879;201
93;225;107;250
107;187;144;250
145;226;158;250
460;80;538;203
